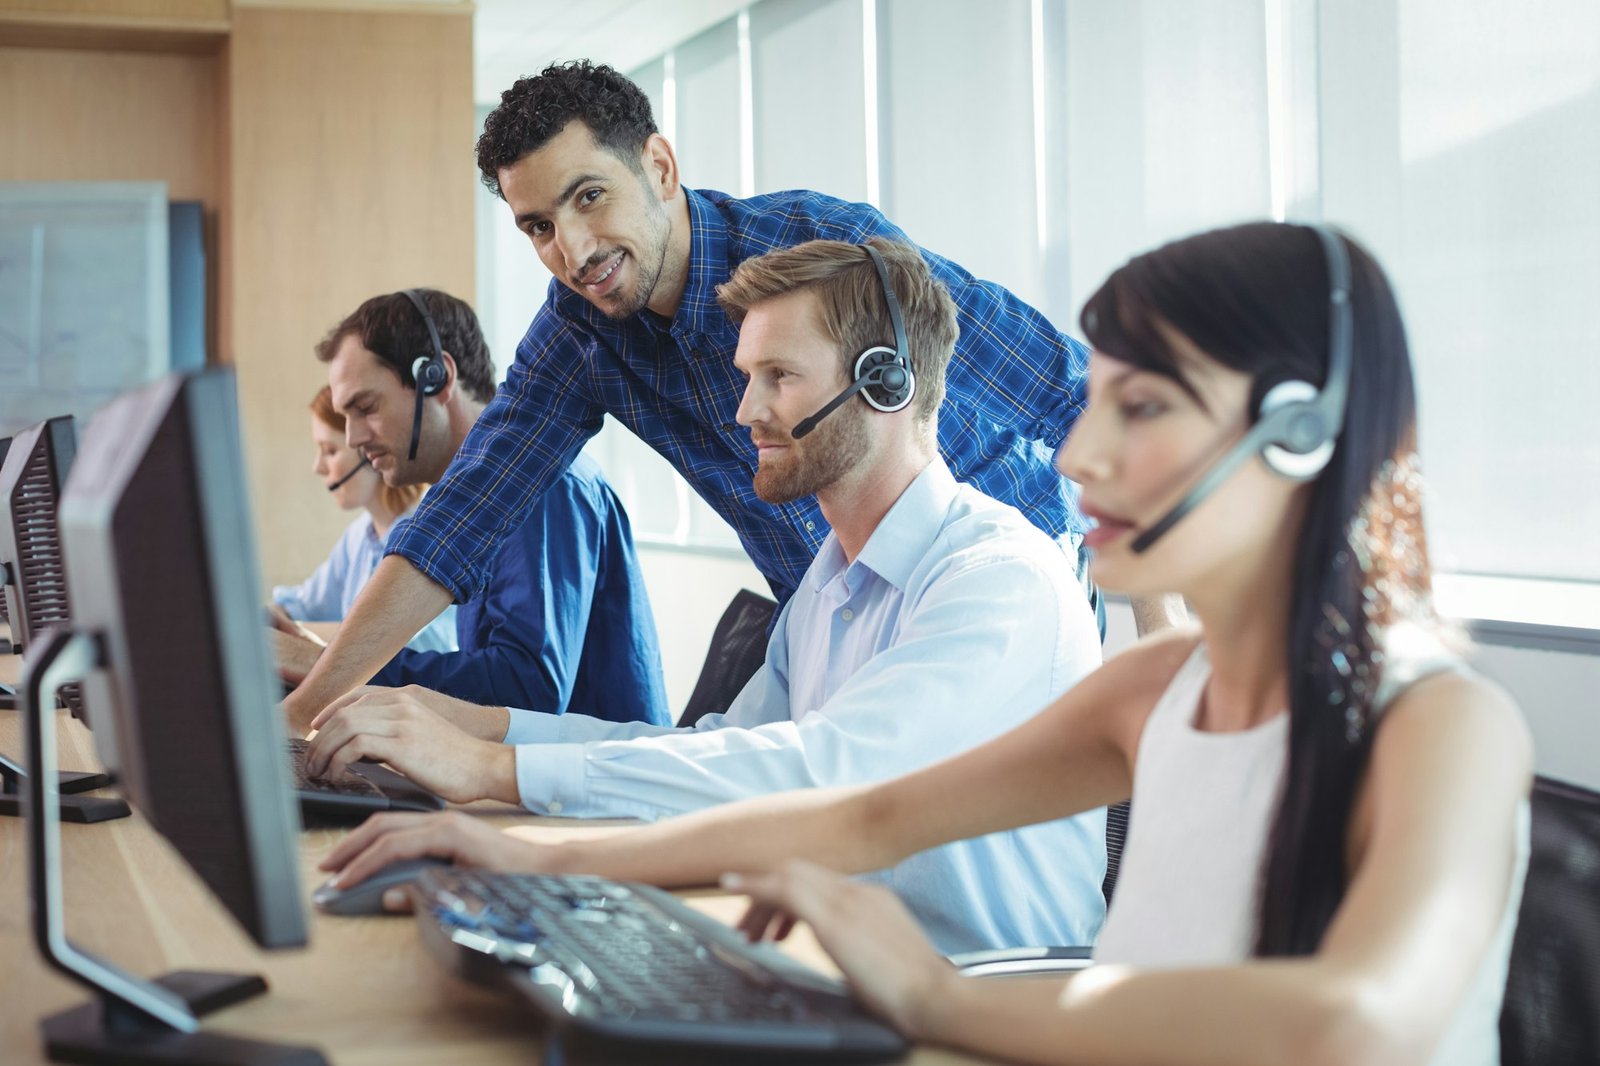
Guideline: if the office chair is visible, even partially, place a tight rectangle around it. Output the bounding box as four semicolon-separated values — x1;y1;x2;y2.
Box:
1102;800;1130;902
1500;774;1600;1066
677;589;778;728
946;800;1130;978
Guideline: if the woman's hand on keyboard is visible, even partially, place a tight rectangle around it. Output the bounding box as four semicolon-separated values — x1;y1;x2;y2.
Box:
723;859;954;1038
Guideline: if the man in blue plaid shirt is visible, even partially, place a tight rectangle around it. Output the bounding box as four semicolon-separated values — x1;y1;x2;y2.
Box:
285;60;1177;727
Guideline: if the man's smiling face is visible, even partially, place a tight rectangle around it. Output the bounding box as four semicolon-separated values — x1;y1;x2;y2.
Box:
500;120;674;321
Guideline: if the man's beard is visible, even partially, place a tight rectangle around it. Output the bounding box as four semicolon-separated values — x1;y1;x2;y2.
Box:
753;404;871;504
597;202;672;321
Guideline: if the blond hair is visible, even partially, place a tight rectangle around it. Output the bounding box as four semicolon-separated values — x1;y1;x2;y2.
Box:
716;237;958;424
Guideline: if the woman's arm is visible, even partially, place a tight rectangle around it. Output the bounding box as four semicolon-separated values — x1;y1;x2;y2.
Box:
320;631;1190;893
734;669;1531;1066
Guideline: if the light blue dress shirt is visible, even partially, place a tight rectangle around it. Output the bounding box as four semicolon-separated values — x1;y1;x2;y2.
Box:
272;512;458;653
504;460;1107;954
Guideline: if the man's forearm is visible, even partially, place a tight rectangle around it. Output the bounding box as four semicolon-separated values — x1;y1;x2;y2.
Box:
283;554;453;732
1128;593;1188;638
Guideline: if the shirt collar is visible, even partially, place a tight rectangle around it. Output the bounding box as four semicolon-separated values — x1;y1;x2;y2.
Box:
672;188;732;340
807;458;959;594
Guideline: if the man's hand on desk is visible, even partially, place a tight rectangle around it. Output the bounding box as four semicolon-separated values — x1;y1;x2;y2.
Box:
271;628;324;685
266;605;329;646
304;688;518;805
266;602;299;636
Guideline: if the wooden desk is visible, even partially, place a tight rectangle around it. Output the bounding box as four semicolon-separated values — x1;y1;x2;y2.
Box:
0;669;980;1065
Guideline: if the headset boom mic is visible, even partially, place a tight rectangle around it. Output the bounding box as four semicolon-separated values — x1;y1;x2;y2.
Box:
326;455;371;491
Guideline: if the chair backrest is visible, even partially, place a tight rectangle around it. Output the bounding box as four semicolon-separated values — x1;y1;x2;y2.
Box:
678;589;778;729
1499;774;1600;1066
1102;800;1131;904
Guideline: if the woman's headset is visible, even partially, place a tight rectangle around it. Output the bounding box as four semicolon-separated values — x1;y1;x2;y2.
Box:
1129;224;1353;553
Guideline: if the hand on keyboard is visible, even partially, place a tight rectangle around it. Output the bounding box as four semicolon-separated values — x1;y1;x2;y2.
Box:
285;737;385;799
300;691;518;805
724;859;952;1039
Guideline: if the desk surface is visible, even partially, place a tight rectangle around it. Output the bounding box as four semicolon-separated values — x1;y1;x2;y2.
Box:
0;656;982;1065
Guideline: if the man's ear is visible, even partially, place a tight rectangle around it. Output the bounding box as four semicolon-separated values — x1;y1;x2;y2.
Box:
640;133;681;203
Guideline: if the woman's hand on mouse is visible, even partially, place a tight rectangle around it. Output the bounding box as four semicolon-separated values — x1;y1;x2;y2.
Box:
319;810;562;902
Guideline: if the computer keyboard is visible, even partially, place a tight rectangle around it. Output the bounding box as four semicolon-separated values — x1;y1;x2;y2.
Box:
284;737;386;800
413;869;907;1060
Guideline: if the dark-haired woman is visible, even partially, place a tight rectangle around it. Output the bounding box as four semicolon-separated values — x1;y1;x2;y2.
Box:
323;223;1529;1065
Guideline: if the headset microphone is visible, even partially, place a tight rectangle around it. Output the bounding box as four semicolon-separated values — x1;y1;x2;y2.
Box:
792;375;879;439
788;244;916;441
1127;224;1354;554
326;454;371;492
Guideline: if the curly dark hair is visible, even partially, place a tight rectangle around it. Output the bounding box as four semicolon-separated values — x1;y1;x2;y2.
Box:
476;60;659;199
315;289;497;405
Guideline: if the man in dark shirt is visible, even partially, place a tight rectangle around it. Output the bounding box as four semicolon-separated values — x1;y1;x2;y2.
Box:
276;288;668;733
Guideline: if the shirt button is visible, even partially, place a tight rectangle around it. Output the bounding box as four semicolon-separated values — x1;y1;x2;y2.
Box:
841;609;854;622
805;521;816;532
547;801;563;815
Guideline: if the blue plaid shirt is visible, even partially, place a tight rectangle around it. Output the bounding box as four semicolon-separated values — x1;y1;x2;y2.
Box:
390;188;1089;606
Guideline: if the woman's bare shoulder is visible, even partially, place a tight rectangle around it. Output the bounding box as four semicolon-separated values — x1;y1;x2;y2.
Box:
1068;625;1205;751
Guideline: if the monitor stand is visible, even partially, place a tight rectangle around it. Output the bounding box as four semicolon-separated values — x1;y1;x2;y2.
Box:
22;628;328;1066
2;679;66;710
0;750;129;823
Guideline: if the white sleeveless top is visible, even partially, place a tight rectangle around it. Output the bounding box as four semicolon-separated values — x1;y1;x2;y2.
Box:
1093;635;1528;1066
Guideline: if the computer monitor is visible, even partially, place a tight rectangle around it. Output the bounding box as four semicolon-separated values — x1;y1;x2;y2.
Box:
0;418;124;822
1;435;10;653
0;416;91;719
20;368;325;1064
0;416;78;655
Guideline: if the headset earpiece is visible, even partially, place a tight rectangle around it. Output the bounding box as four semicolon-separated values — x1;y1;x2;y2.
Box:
1258;379;1336;480
854;345;914;413
401;288;448;460
411;354;446;397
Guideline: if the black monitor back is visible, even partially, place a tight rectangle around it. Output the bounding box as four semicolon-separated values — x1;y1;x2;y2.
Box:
57;369;306;948
0;436;9;634
0;418;90;719
0;417;77;651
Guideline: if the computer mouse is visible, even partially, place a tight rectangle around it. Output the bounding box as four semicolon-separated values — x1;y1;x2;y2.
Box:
312;857;452;916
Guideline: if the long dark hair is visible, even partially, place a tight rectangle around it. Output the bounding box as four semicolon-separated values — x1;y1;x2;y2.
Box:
1080;221;1434;956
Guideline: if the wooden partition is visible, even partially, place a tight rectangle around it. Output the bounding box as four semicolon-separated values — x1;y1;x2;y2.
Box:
227;4;474;585
0;0;475;586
